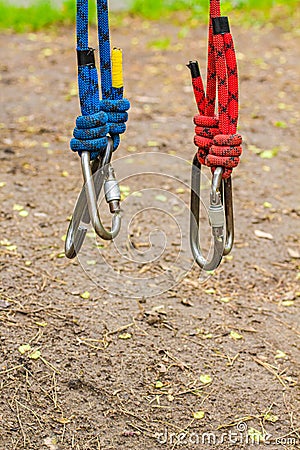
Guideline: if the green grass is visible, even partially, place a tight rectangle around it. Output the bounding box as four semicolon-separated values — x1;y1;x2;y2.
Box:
130;0;300;24
130;0;207;19
0;0;77;32
0;0;299;32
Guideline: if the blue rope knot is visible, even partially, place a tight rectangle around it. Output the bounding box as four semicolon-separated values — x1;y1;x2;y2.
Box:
100;98;130;150
70;99;130;160
70;111;109;160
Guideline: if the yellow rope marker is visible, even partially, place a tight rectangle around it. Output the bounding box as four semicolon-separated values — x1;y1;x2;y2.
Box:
112;47;123;89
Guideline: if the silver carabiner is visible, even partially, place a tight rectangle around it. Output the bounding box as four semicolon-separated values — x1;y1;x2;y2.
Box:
65;137;121;259
190;154;234;271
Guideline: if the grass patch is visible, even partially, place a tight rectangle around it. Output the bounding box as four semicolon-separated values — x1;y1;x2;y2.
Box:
130;0;300;25
0;0;299;31
0;0;76;32
2;0;101;32
129;0;207;20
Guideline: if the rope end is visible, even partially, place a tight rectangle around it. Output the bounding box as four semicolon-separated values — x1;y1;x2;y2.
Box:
112;47;123;89
187;60;200;79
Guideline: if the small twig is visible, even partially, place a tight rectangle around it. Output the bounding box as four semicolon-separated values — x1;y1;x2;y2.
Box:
199;386;218;407
28;328;43;345
40;356;61;375
40;273;47;291
52;372;58;409
15;400;27;448
276;428;300;441
76;338;108;351
107;322;134;336
252;357;286;387
118;407;149;425
218;415;257;430
159;349;193;372
61;423;66;443
181;336;206;349
0;364;24;375
274;317;300;336
128;422;153;437
16;400;42;428
150;404;172;409
175;387;204;397
12;437;23;450
227;353;240;366
283;392;300;440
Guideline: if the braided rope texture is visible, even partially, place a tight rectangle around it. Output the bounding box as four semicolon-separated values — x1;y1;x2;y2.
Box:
192;0;242;178
70;0;130;160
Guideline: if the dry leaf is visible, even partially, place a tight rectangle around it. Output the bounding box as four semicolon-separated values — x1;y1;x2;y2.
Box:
275;350;286;359
0;239;11;246
193;410;205;420
204;288;216;295
18;344;31;354
29;350;41;360
181;298;194;307
13;204;24;211
259;148;279;159
55;416;72;424
287;248;300;259
118;333;132;340
35;321;48;327
220;297;232;303
281;300;294;307
19;210;29;217
155;194;167;202
263;201;272;208
254;230;274;240
6;245;17;251
230;330;243;340
147;140;159;147
200;374;212;385
264;413;279;423
87;260;97;266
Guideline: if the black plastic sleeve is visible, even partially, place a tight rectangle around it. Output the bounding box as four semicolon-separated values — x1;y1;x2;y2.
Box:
77;48;95;68
212;17;230;35
187;61;201;79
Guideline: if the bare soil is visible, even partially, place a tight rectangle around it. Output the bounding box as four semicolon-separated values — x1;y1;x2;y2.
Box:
0;15;300;450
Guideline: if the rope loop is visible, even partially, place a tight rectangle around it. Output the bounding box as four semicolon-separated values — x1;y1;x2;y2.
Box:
190;0;242;178
70;0;130;160
207;133;242;178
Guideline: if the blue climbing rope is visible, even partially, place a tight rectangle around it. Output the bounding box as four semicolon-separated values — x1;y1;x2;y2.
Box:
70;0;130;160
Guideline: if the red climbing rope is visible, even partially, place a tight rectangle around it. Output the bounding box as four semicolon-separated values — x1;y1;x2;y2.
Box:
190;0;242;179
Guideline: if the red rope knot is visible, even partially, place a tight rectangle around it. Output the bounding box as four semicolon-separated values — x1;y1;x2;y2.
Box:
194;115;242;179
193;114;218;165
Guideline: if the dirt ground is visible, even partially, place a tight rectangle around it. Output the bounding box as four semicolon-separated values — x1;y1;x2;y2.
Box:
0;13;300;450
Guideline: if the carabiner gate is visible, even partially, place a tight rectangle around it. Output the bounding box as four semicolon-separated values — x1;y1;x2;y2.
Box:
65;138;121;259
190;155;234;271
